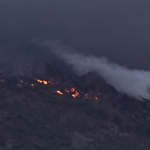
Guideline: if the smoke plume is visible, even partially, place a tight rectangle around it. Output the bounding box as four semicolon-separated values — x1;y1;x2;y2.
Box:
50;43;150;101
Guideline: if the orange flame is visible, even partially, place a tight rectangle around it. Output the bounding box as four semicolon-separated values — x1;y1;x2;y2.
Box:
10;72;101;101
56;90;63;95
35;78;54;85
70;88;75;92
43;80;48;85
72;91;79;98
94;97;99;101
37;79;43;83
84;93;89;98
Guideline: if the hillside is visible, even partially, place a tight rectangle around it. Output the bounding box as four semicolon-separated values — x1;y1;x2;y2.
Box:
0;66;150;150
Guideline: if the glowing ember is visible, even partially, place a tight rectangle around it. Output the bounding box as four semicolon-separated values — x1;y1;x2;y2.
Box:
65;89;70;93
70;88;75;92
94;97;99;101
34;78;54;85
43;80;48;85
37;79;43;83
56;90;63;95
84;94;89;98
72;91;79;98
72;94;76;98
0;70;101;101
17;84;22;87
31;84;34;87
48;81;54;84
20;72;24;76
84;93;92;99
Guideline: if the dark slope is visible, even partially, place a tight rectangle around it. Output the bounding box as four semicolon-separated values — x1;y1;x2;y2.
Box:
0;71;150;150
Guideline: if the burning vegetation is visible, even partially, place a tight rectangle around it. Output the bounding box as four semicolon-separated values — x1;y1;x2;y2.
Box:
0;65;101;101
0;61;149;150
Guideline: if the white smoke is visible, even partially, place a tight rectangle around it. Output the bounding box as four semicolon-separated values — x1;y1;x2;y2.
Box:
44;42;150;101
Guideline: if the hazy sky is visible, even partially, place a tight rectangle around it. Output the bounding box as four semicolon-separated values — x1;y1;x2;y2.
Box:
0;0;150;70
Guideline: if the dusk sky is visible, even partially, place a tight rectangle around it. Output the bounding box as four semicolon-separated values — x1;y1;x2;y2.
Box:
0;0;150;70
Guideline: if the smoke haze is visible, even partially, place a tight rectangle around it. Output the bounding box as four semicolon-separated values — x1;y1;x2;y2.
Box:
1;0;150;70
1;0;150;99
50;43;150;101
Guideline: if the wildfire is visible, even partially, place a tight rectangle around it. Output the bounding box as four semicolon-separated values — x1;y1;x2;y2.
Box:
64;88;80;98
84;93;91;99
72;91;79;98
37;79;43;83
56;90;63;95
34;78;54;85
25;77;100;100
70;88;75;92
43;80;48;85
0;70;101;101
